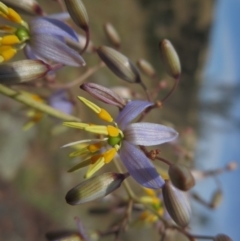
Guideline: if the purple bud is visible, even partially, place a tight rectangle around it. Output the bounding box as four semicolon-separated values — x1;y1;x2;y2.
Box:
80;82;126;108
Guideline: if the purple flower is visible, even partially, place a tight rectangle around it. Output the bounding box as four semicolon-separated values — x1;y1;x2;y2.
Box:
25;17;85;66
0;2;85;66
63;97;178;189
48;90;73;115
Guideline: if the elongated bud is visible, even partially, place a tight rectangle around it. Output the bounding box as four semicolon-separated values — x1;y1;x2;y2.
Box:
64;0;89;31
159;39;181;79
97;46;142;84
168;164;195;191
66;172;129;205
210;189;223;209
1;0;44;15
104;22;121;48
214;234;233;241
162;180;191;227
137;59;156;78
80;82;126;108
0;60;50;84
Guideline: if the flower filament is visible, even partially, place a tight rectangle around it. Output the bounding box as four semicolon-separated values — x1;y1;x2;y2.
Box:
63;97;124;178
0;1;29;62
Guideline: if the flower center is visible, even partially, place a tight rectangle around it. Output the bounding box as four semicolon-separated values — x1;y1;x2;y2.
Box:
107;133;122;147
15;27;29;42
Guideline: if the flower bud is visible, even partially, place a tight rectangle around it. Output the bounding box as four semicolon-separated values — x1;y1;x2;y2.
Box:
159;39;181;79
214;234;233;241
80;82;126;108
168;164;195;191
1;0;43;16
66;172;129;205
97;46;142;84
103;22;121;48
64;0;89;31
137;59;156;78
162;180;191;227
210;189;223;209
0;60;50;84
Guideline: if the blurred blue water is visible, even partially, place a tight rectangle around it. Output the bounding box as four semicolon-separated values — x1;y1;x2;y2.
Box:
194;0;240;240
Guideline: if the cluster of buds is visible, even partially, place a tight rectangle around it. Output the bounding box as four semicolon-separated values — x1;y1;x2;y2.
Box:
0;1;236;241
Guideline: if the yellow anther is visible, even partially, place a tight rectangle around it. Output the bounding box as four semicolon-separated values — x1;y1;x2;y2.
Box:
63;122;89;129
107;125;120;137
78;96;101;113
0;35;20;45
85;157;105;178
98;108;113;122
140;196;159;205
85;125;108;135
87;143;102;152
0;25;16;33
103;148;117;164
144;188;156;197
7;8;22;23
0;45;16;62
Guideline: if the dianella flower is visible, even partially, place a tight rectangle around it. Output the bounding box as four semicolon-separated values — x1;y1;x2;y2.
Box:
0;1;85;66
63;97;178;189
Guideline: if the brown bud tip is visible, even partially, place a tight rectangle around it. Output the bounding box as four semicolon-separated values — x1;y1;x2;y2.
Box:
168;163;195;191
64;0;89;31
137;59;156;78
104;22;121;48
162;180;191;227
226;161;238;171
214;234;233;241
159;39;181;79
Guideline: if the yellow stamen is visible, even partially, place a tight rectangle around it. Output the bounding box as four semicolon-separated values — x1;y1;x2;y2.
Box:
144;188;156;197
0;25;16;33
63;122;89;129
98;108;113;122
85;157;105;178
68;157;92;172
85;125;108;135
0;45;16;62
140;196;160;205
103;148;117;163
87;143;102;152
0;35;20;45
0;2;8;15
78;96;113;122
107;125;120;137
7;8;22;23
78;96;101;113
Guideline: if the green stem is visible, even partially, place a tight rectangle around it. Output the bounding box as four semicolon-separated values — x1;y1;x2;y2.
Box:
113;158;137;200
0;84;80;122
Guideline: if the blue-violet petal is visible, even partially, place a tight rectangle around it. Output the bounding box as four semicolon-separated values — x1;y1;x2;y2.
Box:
116;100;153;130
119;141;165;189
124;122;178;146
29;35;85;66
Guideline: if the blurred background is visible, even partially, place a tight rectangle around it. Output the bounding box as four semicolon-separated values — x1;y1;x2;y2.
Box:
0;0;239;240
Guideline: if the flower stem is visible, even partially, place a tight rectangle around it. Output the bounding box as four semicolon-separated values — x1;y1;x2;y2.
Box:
0;84;80;122
113;158;137;200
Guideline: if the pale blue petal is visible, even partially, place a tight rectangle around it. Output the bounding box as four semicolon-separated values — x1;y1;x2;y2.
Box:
29;17;78;41
124;123;178;146
49;91;73;114
119;141;164;189
116;100;153;130
47;12;71;21
29;35;85;66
